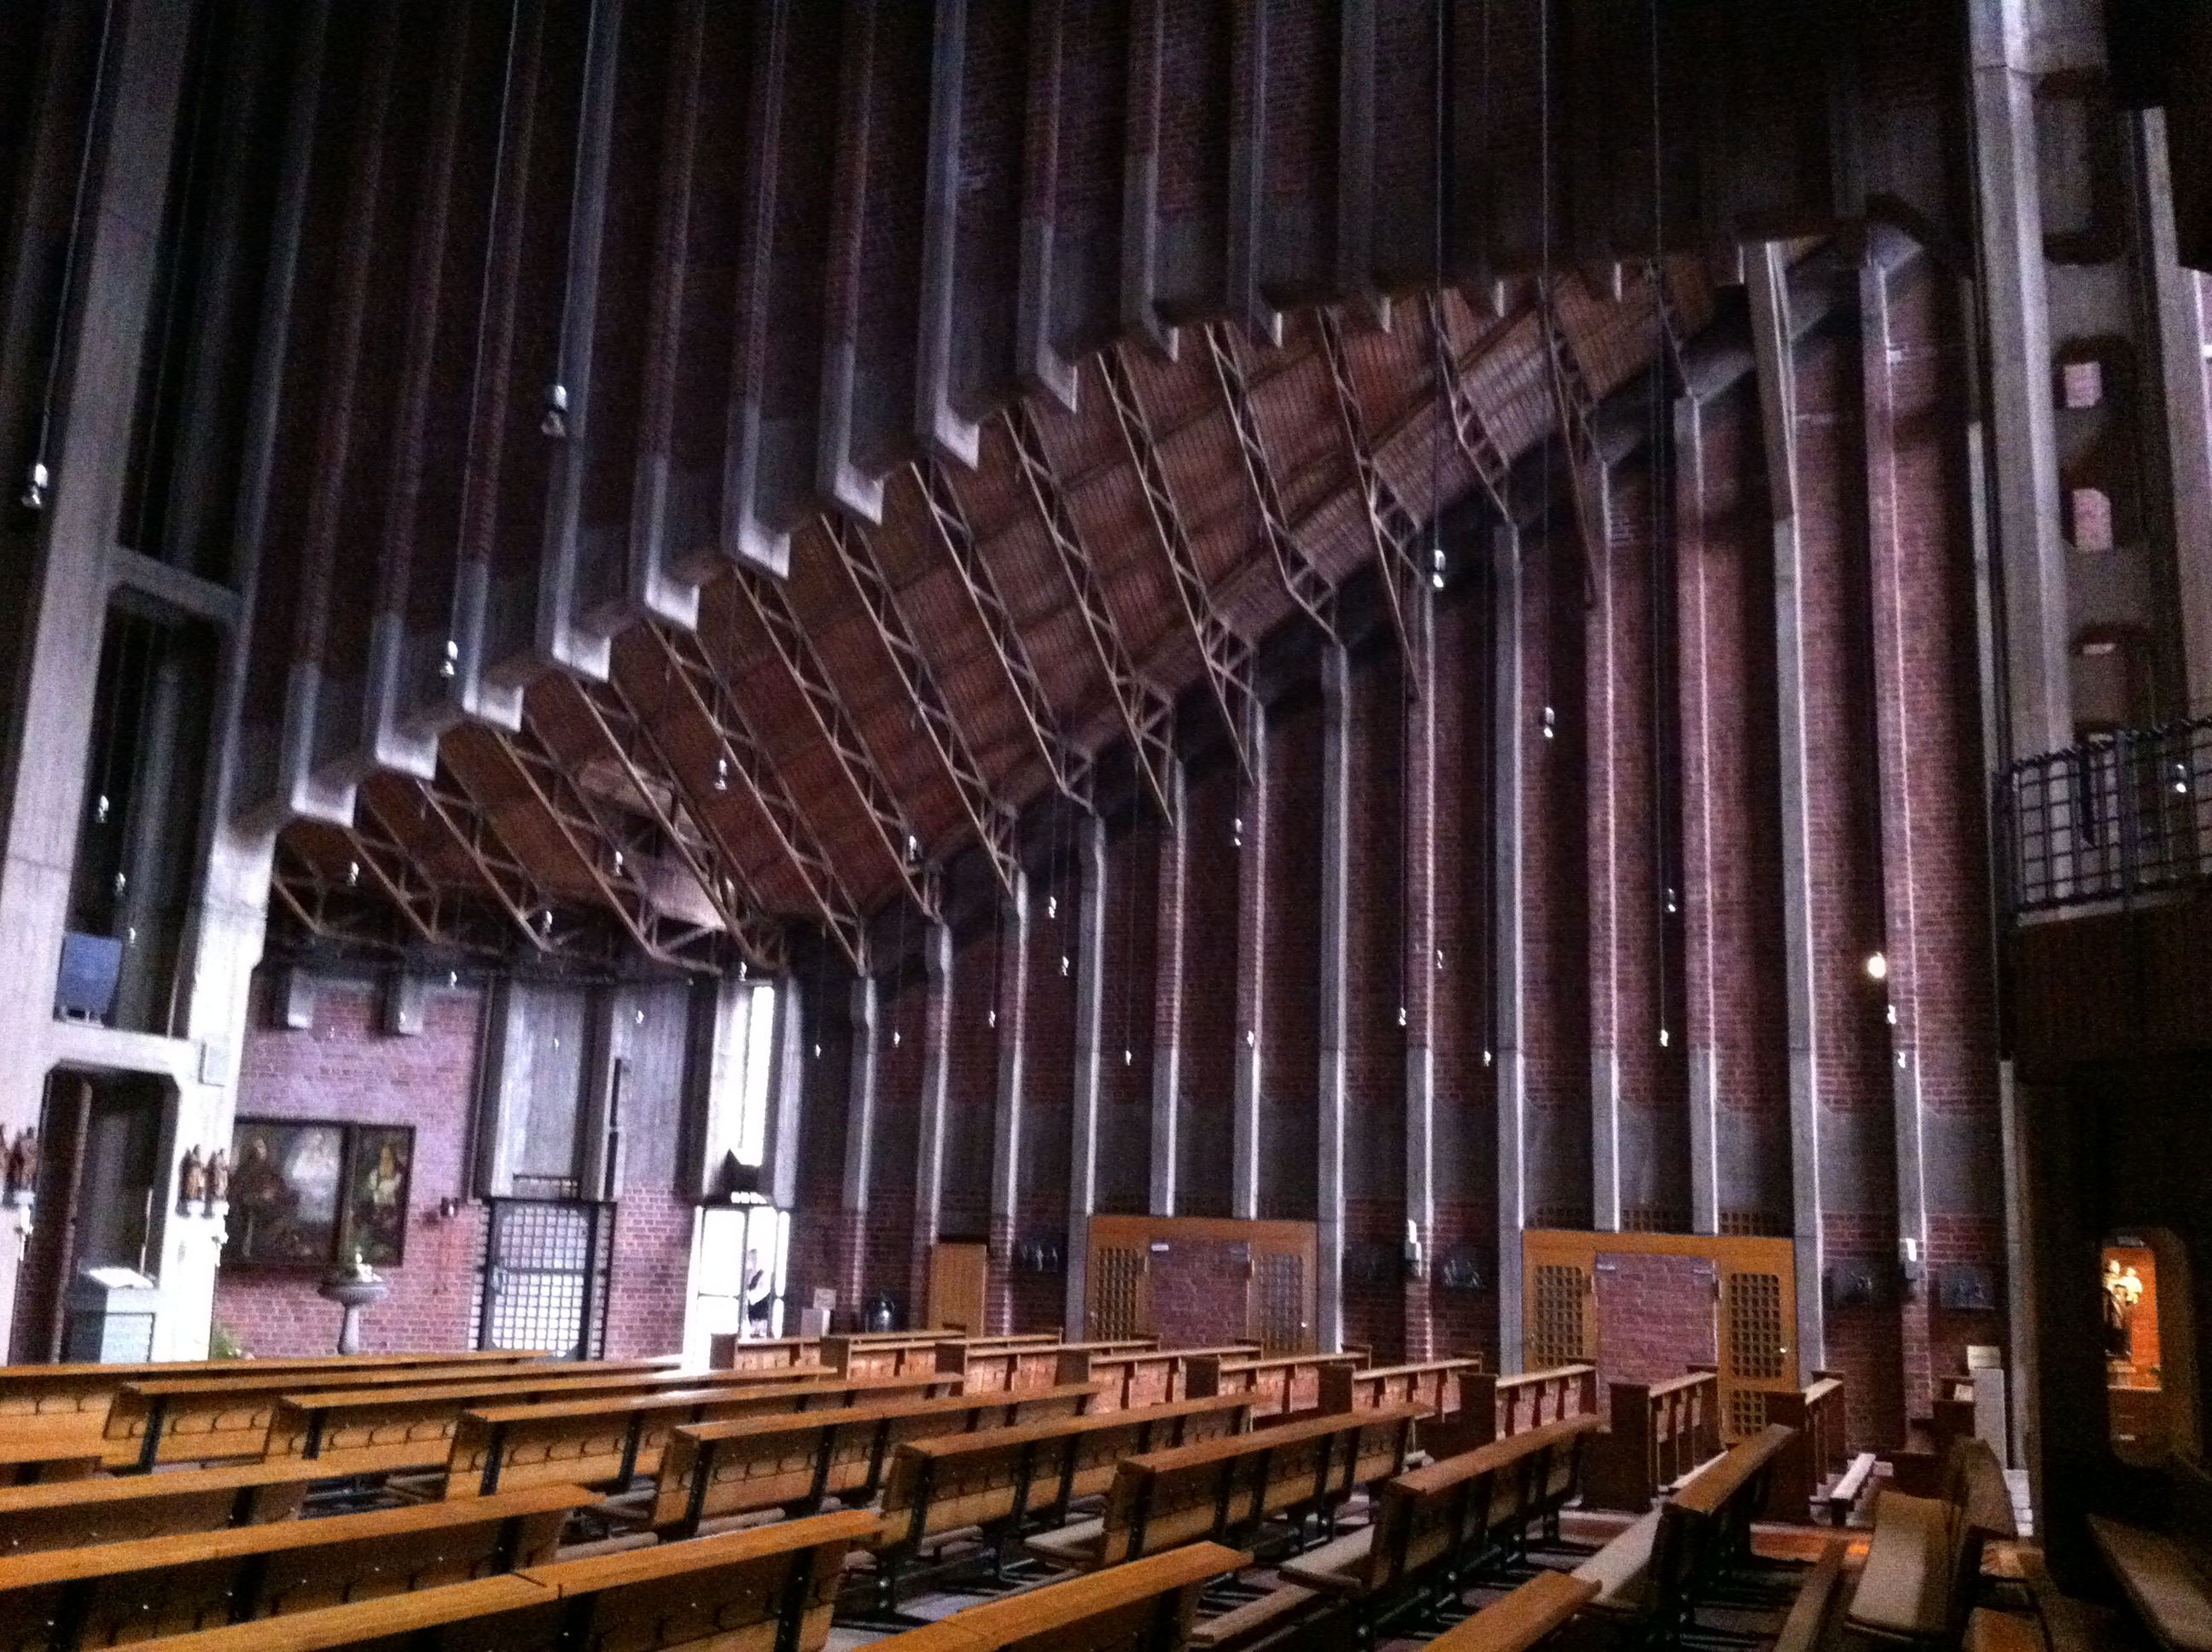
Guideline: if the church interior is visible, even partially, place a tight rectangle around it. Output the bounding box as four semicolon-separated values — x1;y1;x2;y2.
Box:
0;2;2209;1648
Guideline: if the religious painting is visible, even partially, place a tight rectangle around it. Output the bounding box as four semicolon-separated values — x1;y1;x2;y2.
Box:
224;1119;415;1269
341;1126;413;1267
225;1120;345;1265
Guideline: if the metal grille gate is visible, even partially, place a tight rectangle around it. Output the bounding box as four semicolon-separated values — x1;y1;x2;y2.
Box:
474;1198;614;1358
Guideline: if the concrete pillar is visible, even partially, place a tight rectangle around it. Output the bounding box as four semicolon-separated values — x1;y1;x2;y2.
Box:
1148;764;1186;1216
987;874;1029;1332
765;978;806;1214
908;924;953;1319
1231;699;1267;1220
1750;242;1828;1379
1491;525;1529;1373
0;0;208;1361
1065;818;1107;1332
1402;589;1438;1363
1317;644;1351;1352
1674;397;1723;1237
838;974;880;1317
1969;0;2073;757
1586;473;1624;1236
2139;110;2212;719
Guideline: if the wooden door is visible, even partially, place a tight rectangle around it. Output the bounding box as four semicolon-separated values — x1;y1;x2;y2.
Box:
925;1242;989;1334
1083;1216;1318;1351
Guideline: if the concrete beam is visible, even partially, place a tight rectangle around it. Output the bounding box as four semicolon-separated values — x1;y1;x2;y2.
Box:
1492;523;1530;1373
1749;240;1828;1379
1317;643;1351;1352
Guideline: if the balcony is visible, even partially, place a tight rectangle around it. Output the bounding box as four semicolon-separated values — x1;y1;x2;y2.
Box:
2000;718;2212;921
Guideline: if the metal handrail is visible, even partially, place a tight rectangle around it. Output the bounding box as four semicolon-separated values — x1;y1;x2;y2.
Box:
1999;717;2212;916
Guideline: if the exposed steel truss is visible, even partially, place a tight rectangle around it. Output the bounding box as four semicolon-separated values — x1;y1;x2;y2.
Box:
1314;306;1420;668
400;764;621;962
1423;290;1513;518
1201;322;1339;640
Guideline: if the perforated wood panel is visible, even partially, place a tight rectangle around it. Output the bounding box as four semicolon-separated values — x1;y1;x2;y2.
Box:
1725;1271;1788;1380
1090;1245;1146;1341
1529;1264;1591;1367
1728;1387;1771;1438
1257;1252;1305;1354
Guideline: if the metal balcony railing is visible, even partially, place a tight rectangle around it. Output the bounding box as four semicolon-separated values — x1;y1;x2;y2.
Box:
2000;718;2212;917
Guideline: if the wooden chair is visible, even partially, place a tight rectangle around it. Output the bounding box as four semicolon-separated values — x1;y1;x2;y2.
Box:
445;1370;956;1497
105;1509;880;1652
1185;1352;1363;1422
649;1381;1101;1536
1026;1403;1424;1572
0;1481;591;1649
870;1541;1249;1650
874;1394;1257;1585
0;1460;341;1555
1278;1413;1604;1614
106;1358;689;1469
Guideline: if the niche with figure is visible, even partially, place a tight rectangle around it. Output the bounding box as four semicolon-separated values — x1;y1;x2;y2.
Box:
2104;1229;2202;1466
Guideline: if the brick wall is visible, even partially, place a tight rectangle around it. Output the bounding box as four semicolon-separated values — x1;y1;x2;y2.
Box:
214;975;486;1357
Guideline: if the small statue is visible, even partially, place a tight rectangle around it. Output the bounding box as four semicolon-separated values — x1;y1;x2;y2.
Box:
205;1149;230;1212
4;1129;36;1205
179;1146;207;1212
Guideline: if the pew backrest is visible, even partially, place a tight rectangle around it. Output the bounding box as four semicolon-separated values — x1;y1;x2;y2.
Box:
1056;1345;1263;1411
703;1334;823;1371
0;1459;326;1556
870;1541;1249;1650
1359;1413;1604;1595
0;1482;590;1649
1586;1369;1724;1510
1186;1352;1363;1421
1427;1571;1599;1652
1322;1357;1482;1424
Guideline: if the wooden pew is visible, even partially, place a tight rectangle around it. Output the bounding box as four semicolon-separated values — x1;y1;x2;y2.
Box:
1849;1439;2019;1648
0;1460;340;1555
1185;1352;1364;1422
870;1541;1250;1650
1444;1364;1599;1455
937;1340;1156;1394
1764;1373;1850;1521
0;1350;550;1455
1574;1423;1797;1640
1321;1357;1482;1423
827;1334;974;1380
1584;1368;1724;1510
1025;1403;1425;1572
1278;1413;1604;1612
1774;1539;1851;1652
445;1370;956;1497
260;1362;843;1476
0;1443;100;1485
1426;1571;1599;1652
109;1509;881;1652
702;1332;823;1370
650;1382;1101;1536
0;1481;591;1649
875;1395;1257;1582
105;1358;689;1469
1056;1345;1262;1412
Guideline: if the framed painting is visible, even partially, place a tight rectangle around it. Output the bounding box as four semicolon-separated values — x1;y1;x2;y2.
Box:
341;1125;414;1266
225;1120;346;1265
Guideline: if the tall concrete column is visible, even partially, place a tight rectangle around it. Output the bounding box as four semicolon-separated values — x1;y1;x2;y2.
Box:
1148;764;1186;1217
908;924;953;1320
1492;525;1530;1372
1316;644;1351;1352
1402;589;1438;1362
765;979;807;1214
0;0;203;1361
838;974;880;1318
1751;241;1828;1378
987;874;1029;1332
2139;110;2212;719
1065;817;1107;1332
1586;472;1624;1235
1970;0;2072;758
1674;397;1723;1236
1231;696;1267;1219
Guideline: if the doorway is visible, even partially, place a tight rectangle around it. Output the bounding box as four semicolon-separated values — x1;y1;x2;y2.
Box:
9;1070;167;1363
926;1241;989;1335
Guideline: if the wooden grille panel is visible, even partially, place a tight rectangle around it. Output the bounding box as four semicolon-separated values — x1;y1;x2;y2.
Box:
1257;1253;1303;1354
1725;1271;1787;1381
1091;1245;1145;1341
1530;1264;1589;1367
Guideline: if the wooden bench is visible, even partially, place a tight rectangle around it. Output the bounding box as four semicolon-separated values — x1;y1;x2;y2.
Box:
109;1509;880;1652
1056;1346;1263;1412
1026;1403;1425;1572
1449;1364;1599;1451
1575;1423;1796;1641
1186;1352;1364;1422
1427;1570;1599;1652
1848;1438;2020;1647
2090;1513;2212;1652
105;1358;689;1469
0;1460;343;1555
1775;1539;1852;1652
446;1370;955;1496
1764;1374;1850;1521
870;1541;1249;1650
0;1480;590;1648
937;1340;1156;1394
1584;1368;1724;1510
0;1351;555;1459
1323;1358;1482;1424
1278;1413;1604;1613
0;1443;100;1486
649;1381;1101;1536
875;1394;1257;1582
703;1332;823;1370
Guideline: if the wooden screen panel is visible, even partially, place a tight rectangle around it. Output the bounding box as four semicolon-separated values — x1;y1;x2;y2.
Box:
926;1242;989;1334
1256;1251;1304;1354
1090;1245;1148;1341
1084;1217;1318;1352
1522;1230;1796;1444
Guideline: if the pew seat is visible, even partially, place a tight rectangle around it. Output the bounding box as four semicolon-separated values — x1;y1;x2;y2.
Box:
871;1541;1249;1649
2087;1515;2212;1652
0;1459;339;1555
